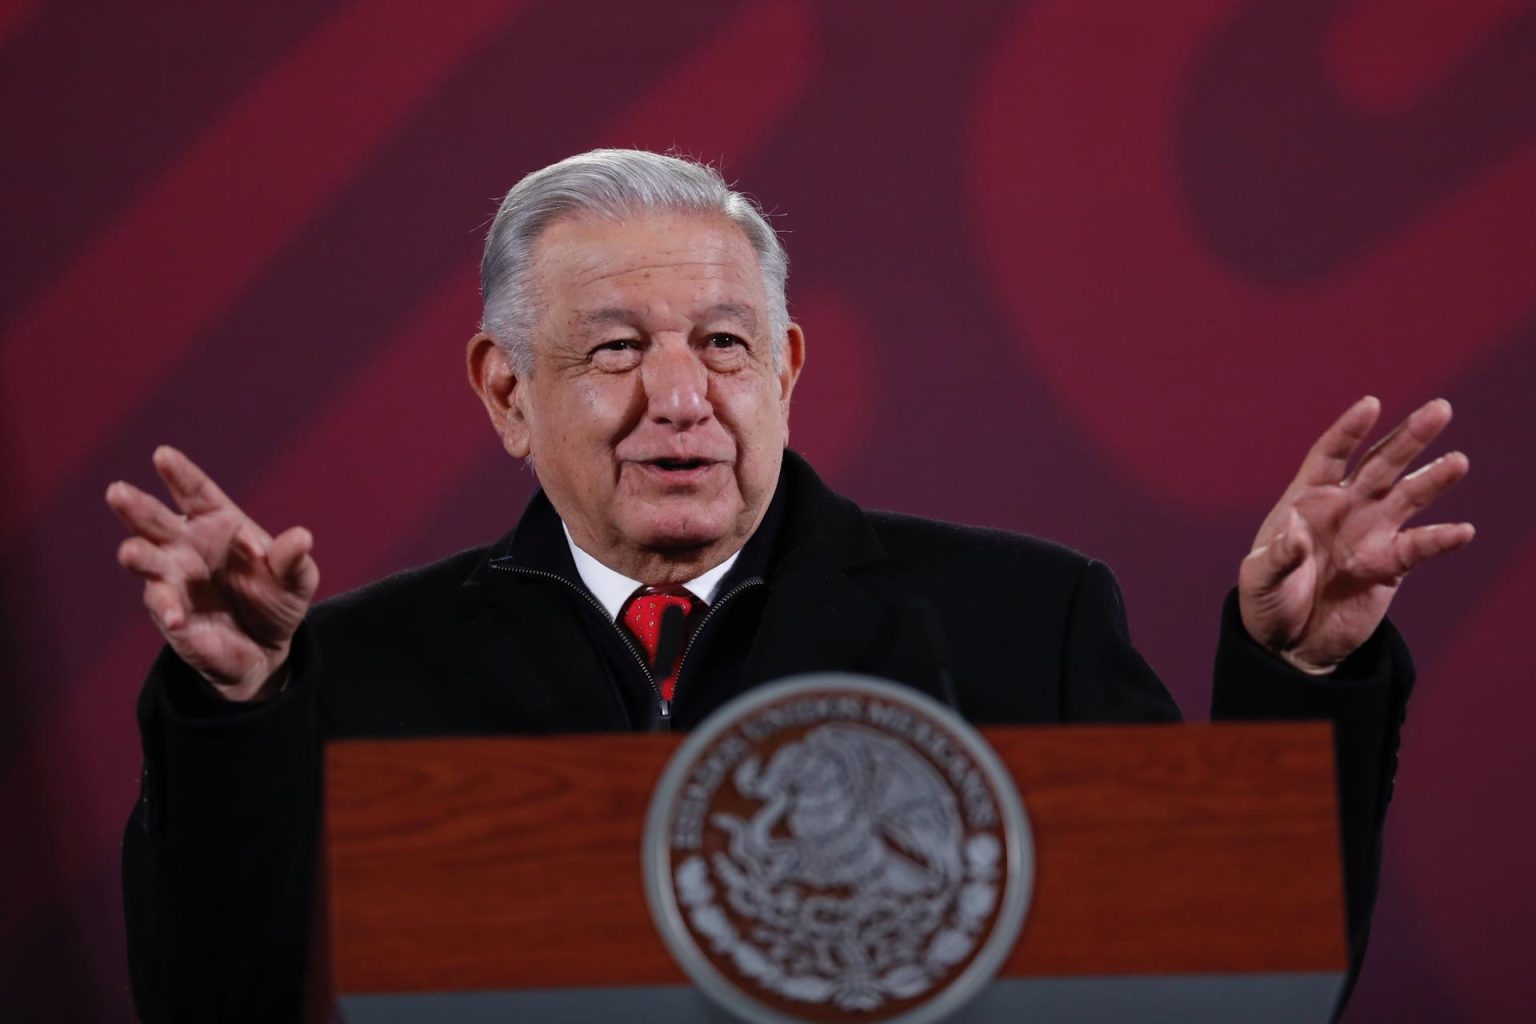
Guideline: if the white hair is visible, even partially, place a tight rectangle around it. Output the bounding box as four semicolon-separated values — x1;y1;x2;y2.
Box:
480;149;790;373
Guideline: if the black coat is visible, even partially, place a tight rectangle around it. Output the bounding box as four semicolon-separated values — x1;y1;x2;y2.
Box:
124;452;1412;1021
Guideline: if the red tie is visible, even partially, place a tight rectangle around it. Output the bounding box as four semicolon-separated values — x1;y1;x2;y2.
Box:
621;590;695;701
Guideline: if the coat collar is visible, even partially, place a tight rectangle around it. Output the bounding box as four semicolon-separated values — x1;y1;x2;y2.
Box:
471;449;885;590
458;451;948;713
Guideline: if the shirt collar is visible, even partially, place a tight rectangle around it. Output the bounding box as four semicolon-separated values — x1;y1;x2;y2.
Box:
561;523;741;621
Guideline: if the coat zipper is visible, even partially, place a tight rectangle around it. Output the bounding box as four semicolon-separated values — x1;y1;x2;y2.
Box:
670;576;765;716
489;564;764;729
489;563;660;721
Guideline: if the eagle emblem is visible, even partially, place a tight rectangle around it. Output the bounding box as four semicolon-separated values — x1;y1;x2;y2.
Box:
646;675;1032;1024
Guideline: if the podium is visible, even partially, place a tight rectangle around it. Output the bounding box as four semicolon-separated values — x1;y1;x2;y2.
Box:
321;723;1347;1022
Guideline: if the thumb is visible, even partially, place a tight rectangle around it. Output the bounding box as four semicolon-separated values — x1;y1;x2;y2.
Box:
1243;509;1310;593
268;526;320;599
1238;509;1315;653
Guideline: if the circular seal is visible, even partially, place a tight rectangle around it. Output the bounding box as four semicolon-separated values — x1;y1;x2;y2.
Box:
644;674;1033;1024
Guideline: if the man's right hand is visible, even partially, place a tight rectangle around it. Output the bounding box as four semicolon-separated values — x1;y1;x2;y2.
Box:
106;446;320;702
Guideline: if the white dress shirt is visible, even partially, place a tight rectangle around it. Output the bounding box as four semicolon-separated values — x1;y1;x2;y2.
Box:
561;523;740;621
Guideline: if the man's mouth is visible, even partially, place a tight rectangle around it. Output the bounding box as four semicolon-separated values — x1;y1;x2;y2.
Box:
649;458;711;471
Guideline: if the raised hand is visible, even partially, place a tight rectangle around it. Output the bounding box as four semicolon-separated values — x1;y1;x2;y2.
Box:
106;446;320;701
1239;397;1474;675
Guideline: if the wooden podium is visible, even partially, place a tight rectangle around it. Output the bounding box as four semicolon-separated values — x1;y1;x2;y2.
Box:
322;723;1347;1022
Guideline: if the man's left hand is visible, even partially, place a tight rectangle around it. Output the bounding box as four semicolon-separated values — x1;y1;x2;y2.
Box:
1239;396;1474;675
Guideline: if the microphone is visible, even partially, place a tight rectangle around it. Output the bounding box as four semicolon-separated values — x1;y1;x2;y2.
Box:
654;603;687;676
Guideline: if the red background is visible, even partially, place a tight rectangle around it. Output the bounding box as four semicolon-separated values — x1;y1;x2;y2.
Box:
3;1;1533;1019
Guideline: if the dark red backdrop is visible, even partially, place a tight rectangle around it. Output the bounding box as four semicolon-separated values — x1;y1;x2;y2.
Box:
3;1;1532;1019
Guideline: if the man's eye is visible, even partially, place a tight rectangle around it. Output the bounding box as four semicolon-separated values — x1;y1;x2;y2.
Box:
589;339;643;369
590;339;643;361
707;333;744;349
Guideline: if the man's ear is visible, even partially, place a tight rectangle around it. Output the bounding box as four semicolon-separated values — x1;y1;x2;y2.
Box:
466;332;531;458
778;322;807;415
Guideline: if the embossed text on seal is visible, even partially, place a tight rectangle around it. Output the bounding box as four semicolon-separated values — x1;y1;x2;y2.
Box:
644;674;1033;1024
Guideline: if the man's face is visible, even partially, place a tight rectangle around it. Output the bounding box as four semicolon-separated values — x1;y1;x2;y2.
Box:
500;211;803;581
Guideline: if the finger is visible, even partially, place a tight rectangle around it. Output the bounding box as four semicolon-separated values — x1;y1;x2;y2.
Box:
1294;396;1380;487
1393;521;1476;574
105;480;186;544
232;519;276;561
142;579;190;631
1347;398;1453;496
1389;450;1470;521
267;526;320;598
117;536;176;579
153;445;238;517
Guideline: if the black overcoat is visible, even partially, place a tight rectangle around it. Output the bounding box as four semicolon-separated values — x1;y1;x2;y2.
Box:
125;452;1411;1021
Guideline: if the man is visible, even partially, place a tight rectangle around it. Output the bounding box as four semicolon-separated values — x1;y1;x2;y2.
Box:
108;150;1472;1021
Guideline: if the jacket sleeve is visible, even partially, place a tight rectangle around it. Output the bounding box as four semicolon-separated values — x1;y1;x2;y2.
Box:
1210;589;1413;1011
1058;558;1183;723
1059;561;1411;1013
123;625;323;1023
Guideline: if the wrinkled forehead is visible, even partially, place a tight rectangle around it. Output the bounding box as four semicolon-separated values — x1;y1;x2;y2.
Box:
530;210;768;311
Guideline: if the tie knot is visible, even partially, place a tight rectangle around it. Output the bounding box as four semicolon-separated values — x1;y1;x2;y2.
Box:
622;589;694;634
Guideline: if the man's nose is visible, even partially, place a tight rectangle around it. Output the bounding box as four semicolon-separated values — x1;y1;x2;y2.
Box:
641;341;711;428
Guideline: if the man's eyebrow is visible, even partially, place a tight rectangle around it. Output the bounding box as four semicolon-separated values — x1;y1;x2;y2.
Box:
578;307;639;327
697;302;759;331
576;303;762;331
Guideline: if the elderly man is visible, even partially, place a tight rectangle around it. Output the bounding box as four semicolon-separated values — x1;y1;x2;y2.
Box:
108;150;1471;1022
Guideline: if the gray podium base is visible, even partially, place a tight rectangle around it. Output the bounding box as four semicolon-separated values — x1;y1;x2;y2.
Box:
339;972;1344;1023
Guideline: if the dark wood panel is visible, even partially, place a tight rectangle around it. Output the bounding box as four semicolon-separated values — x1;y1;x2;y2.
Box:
325;723;1345;993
